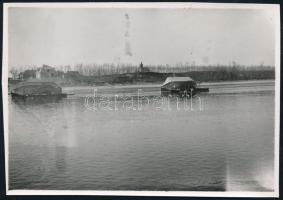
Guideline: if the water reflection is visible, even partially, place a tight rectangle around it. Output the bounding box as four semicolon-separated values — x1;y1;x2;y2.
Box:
55;146;67;173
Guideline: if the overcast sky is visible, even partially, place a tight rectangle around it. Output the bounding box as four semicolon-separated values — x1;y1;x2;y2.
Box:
8;6;278;68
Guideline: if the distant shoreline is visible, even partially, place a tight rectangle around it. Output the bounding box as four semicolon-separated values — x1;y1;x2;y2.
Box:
8;70;275;88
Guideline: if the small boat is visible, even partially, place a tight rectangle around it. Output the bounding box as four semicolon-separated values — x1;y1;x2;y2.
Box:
10;81;67;101
161;77;209;97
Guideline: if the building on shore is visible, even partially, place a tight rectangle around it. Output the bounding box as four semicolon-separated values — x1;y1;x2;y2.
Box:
35;64;64;80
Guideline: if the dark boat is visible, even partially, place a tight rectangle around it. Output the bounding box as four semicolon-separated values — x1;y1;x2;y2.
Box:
10;81;67;102
161;77;209;97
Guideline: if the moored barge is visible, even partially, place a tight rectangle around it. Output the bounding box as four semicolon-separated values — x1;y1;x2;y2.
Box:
11;81;67;101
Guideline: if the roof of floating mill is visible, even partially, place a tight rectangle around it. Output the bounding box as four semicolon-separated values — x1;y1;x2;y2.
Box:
162;77;195;86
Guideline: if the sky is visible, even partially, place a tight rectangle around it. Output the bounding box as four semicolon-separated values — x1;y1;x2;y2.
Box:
8;6;278;68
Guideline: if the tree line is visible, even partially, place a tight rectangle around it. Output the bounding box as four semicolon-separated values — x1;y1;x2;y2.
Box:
9;63;275;79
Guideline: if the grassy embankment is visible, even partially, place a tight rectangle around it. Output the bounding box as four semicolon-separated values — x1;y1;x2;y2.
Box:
59;69;275;86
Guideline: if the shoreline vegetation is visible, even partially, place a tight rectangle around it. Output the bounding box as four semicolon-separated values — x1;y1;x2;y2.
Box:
8;64;275;87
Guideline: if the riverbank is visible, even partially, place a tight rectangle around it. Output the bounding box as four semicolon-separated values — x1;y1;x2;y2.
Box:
62;70;275;86
9;70;275;88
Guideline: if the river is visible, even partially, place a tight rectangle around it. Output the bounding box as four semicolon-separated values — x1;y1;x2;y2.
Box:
8;80;275;191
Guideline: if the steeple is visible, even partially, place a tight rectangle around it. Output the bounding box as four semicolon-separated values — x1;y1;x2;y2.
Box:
140;62;143;69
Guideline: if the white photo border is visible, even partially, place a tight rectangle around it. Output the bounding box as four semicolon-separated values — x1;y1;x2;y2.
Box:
2;2;280;197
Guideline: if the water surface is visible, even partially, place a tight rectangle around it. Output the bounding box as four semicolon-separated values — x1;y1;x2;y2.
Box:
8;80;275;191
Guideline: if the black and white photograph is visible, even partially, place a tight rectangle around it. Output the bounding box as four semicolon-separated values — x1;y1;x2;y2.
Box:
2;3;280;197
